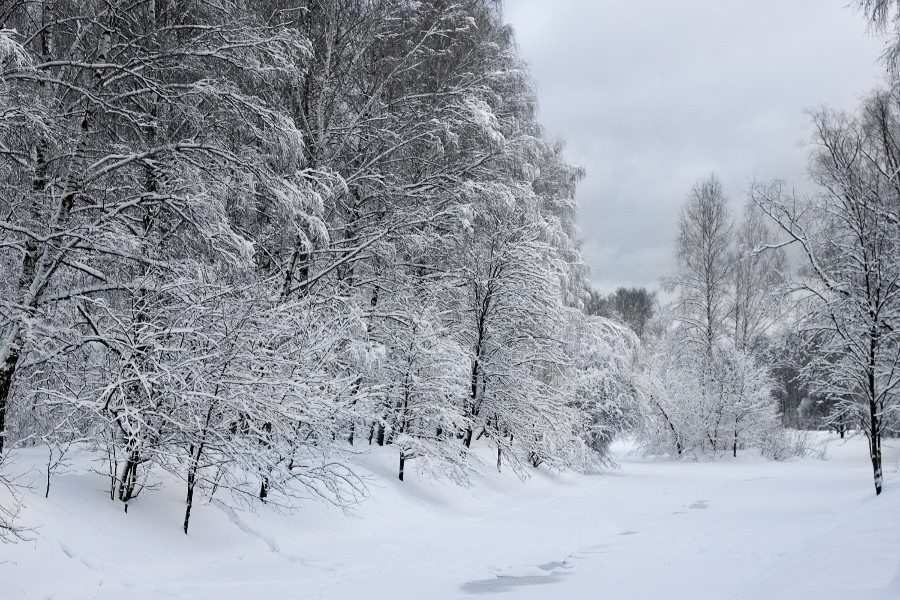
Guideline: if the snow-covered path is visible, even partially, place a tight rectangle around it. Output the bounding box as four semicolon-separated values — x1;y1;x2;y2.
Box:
3;434;899;599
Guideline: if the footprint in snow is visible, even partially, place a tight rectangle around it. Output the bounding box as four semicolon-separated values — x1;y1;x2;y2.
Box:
575;544;608;555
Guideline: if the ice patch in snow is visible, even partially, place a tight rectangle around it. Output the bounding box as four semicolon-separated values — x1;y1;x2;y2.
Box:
461;571;567;595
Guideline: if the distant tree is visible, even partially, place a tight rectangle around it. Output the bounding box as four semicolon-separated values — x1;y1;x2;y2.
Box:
582;287;656;339
667;175;733;355
584;288;611;318
606;287;657;339
566;316;642;456
730;201;787;353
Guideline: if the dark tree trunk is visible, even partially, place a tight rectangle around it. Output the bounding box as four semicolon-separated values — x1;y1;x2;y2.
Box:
870;402;882;496
464;357;480;450
0;349;18;456
45;446;54;498
184;418;210;534
462;426;473;449
398;451;405;481
184;464;196;534
118;451;140;505
650;394;682;456
868;339;882;495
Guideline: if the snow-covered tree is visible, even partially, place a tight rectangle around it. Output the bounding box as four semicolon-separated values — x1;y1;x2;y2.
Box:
0;0;314;454
730;202;787;354
654;177;787;459
0;0;603;534
667;175;734;355
754;89;900;494
565;315;642;456
638;325;782;458
450;204;587;473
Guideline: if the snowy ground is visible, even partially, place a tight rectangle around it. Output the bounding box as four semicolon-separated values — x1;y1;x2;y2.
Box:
2;433;899;600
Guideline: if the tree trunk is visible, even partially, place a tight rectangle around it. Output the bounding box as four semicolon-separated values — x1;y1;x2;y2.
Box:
869;403;882;496
462;426;473;449
464;356;481;450
398;450;405;481
118;451;140;504
868;338;882;495
650;394;682;456
184;463;196;534
45;445;54;498
184;428;210;534
0;346;18;456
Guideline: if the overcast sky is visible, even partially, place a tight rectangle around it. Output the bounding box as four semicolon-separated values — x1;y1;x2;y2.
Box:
503;0;888;294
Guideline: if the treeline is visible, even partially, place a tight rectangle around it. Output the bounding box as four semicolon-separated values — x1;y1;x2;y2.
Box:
0;0;645;534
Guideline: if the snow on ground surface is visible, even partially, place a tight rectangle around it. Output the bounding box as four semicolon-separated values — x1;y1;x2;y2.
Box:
2;432;899;599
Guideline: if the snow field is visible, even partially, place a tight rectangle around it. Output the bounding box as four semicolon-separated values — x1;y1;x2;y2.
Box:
1;432;898;599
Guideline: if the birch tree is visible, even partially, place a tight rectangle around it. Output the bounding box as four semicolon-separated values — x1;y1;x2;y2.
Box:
855;0;900;71
730;201;787;353
667;175;733;355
